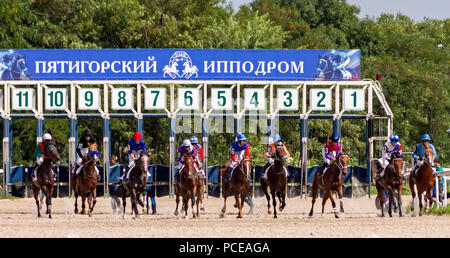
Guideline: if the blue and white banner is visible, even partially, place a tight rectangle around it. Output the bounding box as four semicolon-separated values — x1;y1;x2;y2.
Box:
0;49;360;81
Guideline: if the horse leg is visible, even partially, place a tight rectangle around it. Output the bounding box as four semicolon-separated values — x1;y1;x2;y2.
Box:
328;190;339;219
321;191;330;217
121;190;127;219
87;191;93;217
410;181;416;212
221;184;229;217
199;180;205;211
174;192;180;216
279;188;286;212
418;189;424;216
80;191;87;215
131;189;137;219
338;185;344;213
33;187;41;218
240;192;246;218
271;190;277;219
388;191;393;218
397;187;403;217
260;179;271;214
192;194;197;219
235;193;242;219
184;197;189;219
91;187;97;214
309;181;319;217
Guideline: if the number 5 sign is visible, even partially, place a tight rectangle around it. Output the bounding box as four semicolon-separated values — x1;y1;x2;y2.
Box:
211;88;232;110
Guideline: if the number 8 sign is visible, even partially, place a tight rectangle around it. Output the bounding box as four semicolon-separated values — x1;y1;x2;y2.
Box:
111;88;133;110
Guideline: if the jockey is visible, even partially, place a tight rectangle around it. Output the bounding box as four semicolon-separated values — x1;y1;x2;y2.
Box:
261;134;292;180
174;139;200;183
190;136;205;178
73;129;100;180
411;134;438;177
376;134;403;180
32;133;56;183
121;132;148;183
226;134;250;182
318;134;342;176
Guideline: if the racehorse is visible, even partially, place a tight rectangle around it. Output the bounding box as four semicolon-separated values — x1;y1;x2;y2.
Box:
72;143;99;216
410;148;435;216
120;152;149;219
174;154;199;218
32;144;61;218
0;54;29;80
221;158;252;218
309;153;350;218
376;151;404;217
260;143;287;218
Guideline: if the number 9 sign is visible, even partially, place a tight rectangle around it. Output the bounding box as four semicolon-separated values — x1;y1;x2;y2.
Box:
78;88;100;110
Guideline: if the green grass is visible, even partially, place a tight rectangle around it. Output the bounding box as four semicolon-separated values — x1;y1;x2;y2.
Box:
426;204;450;215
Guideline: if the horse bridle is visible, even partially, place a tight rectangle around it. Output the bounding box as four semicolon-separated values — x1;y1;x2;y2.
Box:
238;158;251;178
334;155;348;175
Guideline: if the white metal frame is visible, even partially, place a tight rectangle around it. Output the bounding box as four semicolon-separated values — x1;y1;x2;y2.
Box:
1;79;393;198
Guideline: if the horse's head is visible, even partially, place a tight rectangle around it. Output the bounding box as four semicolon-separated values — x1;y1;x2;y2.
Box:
47;144;61;163
274;144;285;162
240;158;252;178
182;154;195;177
390;151;403;176
337;153;350;175
135;152;149;173
424;148;434;164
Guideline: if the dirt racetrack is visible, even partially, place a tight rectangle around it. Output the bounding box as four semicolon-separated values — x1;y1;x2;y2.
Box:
1;195;449;238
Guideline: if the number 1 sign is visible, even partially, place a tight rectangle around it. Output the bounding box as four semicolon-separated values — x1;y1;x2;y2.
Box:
343;89;365;111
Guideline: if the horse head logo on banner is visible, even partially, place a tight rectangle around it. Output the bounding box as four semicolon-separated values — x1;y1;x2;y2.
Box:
163;51;198;79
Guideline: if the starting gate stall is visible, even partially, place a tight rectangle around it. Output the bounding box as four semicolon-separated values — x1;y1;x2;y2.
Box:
1;48;393;199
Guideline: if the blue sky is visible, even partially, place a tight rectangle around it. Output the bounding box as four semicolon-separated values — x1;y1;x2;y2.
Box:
228;0;449;22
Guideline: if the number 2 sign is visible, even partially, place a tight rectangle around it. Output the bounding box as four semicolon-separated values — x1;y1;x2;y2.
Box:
310;88;332;111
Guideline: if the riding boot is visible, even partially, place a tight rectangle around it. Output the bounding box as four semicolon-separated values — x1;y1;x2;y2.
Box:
261;163;270;179
317;163;328;177
174;169;180;183
226;166;233;183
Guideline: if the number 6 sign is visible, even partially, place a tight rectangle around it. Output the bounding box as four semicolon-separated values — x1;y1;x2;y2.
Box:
178;88;200;110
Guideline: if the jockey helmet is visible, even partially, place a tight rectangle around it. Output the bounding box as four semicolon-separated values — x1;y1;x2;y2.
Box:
273;134;281;143
83;129;93;136
237;134;247;141
183;139;191;147
190;136;198;144
421;134;431;141
331;135;339;142
43;133;52;141
390;134;399;142
133;132;143;141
